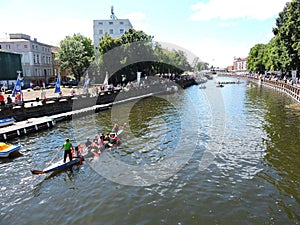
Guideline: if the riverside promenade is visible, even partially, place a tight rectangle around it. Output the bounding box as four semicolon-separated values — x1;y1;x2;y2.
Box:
0;78;196;141
220;73;300;103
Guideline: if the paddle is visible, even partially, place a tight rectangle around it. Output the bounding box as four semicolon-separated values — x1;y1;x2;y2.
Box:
48;148;61;165
31;149;61;175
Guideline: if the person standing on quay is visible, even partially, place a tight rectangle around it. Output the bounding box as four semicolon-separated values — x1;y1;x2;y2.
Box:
60;138;73;163
0;92;5;106
6;95;12;105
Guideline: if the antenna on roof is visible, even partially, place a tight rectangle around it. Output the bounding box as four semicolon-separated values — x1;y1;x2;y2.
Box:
110;6;118;20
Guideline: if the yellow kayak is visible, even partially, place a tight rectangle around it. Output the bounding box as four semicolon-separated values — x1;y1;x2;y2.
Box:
0;142;21;157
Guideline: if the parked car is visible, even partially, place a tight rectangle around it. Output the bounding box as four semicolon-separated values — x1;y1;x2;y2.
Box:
62;80;78;87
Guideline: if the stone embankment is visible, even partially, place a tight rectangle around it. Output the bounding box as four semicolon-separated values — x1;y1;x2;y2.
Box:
0;78;196;121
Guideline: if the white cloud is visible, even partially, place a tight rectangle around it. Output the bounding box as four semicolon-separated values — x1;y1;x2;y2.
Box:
219;22;239;27
190;0;292;21
124;12;150;32
125;12;146;21
0;17;93;46
178;37;252;67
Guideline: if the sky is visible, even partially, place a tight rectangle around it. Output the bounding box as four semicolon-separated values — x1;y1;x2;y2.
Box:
0;0;292;68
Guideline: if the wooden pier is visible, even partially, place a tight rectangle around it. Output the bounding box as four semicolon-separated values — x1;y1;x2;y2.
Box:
0;92;156;141
0;117;55;142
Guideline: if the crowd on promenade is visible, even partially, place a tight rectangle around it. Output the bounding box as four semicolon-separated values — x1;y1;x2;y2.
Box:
0;73;191;108
247;73;300;87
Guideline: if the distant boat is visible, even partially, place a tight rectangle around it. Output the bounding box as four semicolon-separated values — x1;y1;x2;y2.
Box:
0;142;21;157
216;82;224;88
199;83;206;89
0;118;15;127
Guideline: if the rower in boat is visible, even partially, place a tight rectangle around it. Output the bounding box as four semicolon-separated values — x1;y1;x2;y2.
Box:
104;133;120;148
112;123;119;133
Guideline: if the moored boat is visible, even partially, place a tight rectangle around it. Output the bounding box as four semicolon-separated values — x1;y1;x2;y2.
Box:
0;118;15;127
0;142;21;157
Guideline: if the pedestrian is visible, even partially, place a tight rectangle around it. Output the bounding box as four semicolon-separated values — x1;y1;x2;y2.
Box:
112;123;119;133
6;95;12;105
16;92;22;103
60;138;74;163
0;92;5;106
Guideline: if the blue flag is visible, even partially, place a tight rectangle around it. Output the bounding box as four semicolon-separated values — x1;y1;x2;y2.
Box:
54;73;61;93
12;74;22;97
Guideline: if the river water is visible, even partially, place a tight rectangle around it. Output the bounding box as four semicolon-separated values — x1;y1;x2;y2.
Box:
1;77;299;225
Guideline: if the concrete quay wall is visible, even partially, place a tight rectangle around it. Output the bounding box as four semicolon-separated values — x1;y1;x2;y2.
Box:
0;83;176;121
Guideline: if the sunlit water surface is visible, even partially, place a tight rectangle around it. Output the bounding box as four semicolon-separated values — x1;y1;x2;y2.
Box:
1;77;299;225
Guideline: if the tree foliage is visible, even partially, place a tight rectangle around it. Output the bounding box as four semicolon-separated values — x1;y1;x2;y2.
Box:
57;34;94;81
195;62;209;71
248;0;300;74
247;44;266;73
97;29;194;85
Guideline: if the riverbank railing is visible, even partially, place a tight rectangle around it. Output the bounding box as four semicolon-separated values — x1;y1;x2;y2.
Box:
219;73;300;103
248;76;300;103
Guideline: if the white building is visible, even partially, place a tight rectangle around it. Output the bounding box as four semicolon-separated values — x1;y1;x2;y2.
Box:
93;7;133;56
0;33;53;86
233;57;248;72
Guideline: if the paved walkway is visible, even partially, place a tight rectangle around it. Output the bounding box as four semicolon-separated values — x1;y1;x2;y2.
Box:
4;87;87;101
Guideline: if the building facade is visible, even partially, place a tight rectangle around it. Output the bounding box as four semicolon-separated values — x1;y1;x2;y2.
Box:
0;33;53;87
93;19;133;55
233;57;248;71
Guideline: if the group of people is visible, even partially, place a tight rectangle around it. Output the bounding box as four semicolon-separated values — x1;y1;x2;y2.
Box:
0;92;21;107
60;123;125;162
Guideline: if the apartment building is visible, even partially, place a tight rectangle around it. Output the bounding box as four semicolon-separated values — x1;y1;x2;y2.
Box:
93;18;133;56
233;57;248;71
0;33;54;86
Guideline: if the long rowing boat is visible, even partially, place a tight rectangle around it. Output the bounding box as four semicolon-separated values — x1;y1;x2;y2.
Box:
31;123;126;175
31;156;83;174
0;142;21;157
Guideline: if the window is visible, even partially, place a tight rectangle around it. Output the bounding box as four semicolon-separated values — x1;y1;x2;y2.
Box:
24;45;28;48
109;21;113;25
120;29;125;34
109;29;114;35
0;45;2;49
98;22;103;25
119;21;124;25
99;29;103;35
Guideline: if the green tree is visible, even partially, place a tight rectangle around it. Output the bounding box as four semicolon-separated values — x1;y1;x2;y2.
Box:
97;28;193;85
263;36;290;73
247;44;266;73
273;0;300;71
57;34;94;81
98;29;155;84
195;61;209;71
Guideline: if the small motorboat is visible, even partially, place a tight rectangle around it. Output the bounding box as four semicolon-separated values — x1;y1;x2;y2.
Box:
0;142;21;157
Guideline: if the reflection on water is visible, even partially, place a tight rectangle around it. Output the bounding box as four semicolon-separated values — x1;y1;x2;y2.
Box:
1;77;299;224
